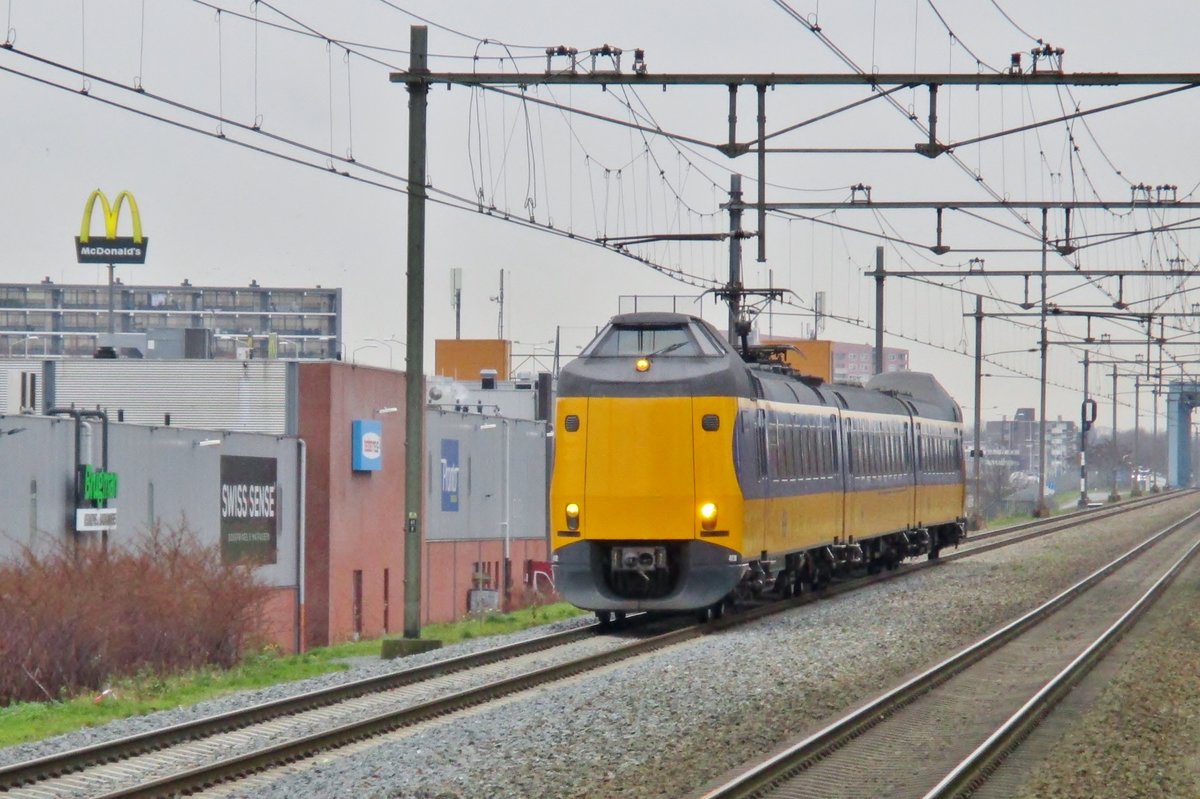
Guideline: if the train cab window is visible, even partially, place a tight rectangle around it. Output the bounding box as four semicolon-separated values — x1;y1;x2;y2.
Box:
581;320;727;358
691;322;729;356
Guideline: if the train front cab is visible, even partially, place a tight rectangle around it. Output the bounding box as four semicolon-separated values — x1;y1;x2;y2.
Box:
550;391;746;614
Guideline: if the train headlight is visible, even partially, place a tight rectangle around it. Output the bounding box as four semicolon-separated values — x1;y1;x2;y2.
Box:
565;502;580;531
699;501;718;530
635;357;651;372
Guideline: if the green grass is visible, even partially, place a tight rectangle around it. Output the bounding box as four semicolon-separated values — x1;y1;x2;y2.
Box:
0;602;586;748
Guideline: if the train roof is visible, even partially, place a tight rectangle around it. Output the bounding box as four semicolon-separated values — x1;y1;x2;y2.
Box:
560;313;962;423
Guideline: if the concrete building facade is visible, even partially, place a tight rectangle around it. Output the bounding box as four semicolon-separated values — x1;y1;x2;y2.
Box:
0;357;550;650
0;280;341;360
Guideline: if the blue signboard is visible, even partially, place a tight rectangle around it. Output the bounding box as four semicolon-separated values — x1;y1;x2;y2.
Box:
441;439;460;511
351;420;383;472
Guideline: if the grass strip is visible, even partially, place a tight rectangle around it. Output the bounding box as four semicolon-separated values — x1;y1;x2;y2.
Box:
0;602;585;748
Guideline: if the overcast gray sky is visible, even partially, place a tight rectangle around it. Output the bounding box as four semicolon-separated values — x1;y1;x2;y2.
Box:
2;1;1198;426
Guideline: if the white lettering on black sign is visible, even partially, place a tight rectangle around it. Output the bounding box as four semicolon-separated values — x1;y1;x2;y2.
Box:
220;483;277;519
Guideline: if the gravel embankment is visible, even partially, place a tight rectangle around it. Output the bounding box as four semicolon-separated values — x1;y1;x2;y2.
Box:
4;494;1199;799
1007;545;1200;799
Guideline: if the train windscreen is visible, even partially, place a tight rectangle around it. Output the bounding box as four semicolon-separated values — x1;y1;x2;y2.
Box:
581;322;725;357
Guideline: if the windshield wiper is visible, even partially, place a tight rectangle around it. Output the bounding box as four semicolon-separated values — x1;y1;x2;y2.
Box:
646;341;687;357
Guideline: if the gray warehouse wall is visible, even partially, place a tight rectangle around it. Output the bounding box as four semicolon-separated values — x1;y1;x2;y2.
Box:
0;413;301;591
424;409;548;544
0;358;295;434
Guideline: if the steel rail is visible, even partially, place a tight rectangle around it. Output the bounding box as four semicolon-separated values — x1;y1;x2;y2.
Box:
690;505;1200;799
0;623;600;791
3;490;1189;797
96;619;723;798
924;535;1200;798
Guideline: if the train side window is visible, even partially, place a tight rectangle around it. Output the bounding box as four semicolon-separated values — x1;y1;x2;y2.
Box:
769;411;782;481
902;423;911;470
779;421;790;480
829;416;840;473
756;409;768;478
845;422;855;476
786;421;798;480
815;418;827;476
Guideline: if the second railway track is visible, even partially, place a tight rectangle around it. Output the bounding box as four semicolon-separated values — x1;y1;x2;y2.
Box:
0;490;1191;799
691;503;1200;799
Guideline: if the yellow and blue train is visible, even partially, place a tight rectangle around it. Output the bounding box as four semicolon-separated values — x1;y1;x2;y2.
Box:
550;312;966;622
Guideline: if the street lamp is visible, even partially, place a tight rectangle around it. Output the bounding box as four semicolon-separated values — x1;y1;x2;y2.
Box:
366;337;406;369
8;335;39;358
351;342;379;364
480;419;511;611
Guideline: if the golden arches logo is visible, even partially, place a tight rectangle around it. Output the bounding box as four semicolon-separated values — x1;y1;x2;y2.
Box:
75;189;148;264
79;189;143;243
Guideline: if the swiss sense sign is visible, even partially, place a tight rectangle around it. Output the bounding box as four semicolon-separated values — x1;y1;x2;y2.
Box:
219;455;278;563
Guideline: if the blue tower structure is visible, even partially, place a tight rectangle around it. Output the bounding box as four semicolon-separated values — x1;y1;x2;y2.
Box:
1166;381;1200;487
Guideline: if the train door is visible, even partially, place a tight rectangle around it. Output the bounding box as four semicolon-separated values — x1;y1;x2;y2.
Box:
904;418;917;529
914;421;928;526
742;406;768;556
827;412;845;544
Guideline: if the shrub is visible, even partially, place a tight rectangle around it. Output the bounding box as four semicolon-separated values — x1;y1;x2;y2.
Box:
0;521;269;706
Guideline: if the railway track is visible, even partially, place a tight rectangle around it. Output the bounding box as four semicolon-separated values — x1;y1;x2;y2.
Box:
0;491;1186;798
688;503;1200;799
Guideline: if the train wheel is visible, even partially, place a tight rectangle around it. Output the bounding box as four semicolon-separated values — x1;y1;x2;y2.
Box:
696;601;724;623
595;610;619;628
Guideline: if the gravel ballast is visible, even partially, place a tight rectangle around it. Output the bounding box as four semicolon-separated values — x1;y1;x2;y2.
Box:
5;494;1200;799
1006;540;1200;799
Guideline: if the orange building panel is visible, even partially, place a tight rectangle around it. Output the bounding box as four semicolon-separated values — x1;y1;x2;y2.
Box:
435;339;511;381
762;338;833;381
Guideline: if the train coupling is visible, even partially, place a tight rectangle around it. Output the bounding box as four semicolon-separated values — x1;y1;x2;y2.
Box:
610;546;668;581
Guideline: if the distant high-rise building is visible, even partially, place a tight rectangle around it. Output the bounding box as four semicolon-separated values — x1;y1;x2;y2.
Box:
0;279;341;359
830;342;909;384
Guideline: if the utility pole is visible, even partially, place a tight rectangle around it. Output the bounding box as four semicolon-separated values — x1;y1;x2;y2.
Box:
1078;351;1096;508
1109;365;1121;502
451;267;462;340
1035;208;1050;517
874;246;885;376
402;25;428;640
727;174;743;346
970;294;983;529
490;270;506;339
1132;374;1143;496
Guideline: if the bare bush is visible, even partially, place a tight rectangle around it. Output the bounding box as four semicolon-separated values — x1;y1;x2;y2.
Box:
0;521;269;706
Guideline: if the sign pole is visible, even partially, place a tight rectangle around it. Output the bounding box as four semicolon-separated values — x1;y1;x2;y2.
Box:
107;263;116;335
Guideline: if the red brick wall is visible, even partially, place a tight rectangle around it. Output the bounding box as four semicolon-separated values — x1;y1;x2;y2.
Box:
298;364;333;649
299;362;555;646
423;537;551;622
257;586;299;652
299;362;413;646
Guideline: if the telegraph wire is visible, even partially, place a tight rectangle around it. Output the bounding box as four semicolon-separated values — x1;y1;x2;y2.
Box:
922;0;999;72
987;0;1040;44
371;0;547;51
0;55;721;292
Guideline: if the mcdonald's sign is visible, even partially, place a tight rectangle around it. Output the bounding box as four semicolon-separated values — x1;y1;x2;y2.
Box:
74;189;149;264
